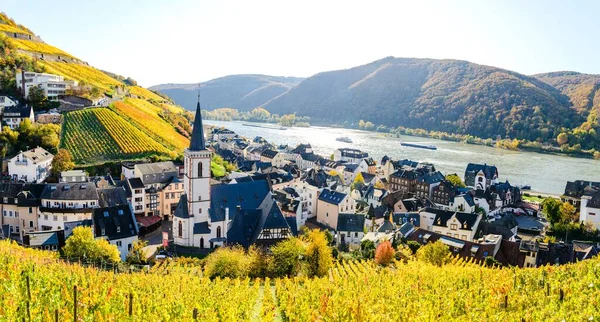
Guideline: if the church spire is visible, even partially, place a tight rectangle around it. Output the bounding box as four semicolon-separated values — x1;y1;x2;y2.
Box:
189;91;206;151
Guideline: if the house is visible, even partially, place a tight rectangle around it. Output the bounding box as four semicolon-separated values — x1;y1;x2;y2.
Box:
389;169;419;193
316;189;355;229
7;147;53;183
353;184;387;208
3;104;34;129
22;230;65;251
449;193;476;213
333;148;369;163
487;181;521;209
274;187;305;228
419;207;482;241
260;149;287;168
580;188;600;230
296;153;323;170
0;183;45;239
382;158;419;181
414;171;445;199
16;71;75;100
60;170;88;183
432;180;456;208
92;205;139;261
0;95;17;110
464;163;498;190
211;127;236;141
173;100;296;249
562;180;600;211
336;213;365;248
122;161;183;219
364;158;377;174
38;182;99;231
343;161;370;184
316;159;345;173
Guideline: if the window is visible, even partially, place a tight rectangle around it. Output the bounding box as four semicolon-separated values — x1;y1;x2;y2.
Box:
134;197;142;202
53;216;57;221
28;207;32;214
590;212;596;216
44;215;48;220
101;228;105;235
15;212;19;218
217;226;222;238
450;224;457;230
178;221;182;238
355;232;358;237
116;241;122;247
461;235;467;240
198;162;203;177
29;221;34;228
2;210;5;217
116;226;121;233
128;244;132;251
3;197;7;203
13;198;17;204
9;211;12;217
15;226;19;233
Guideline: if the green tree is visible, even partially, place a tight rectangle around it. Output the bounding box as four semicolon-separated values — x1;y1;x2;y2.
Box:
406;241;421;255
126;240;148;265
484;256;501;267
304;230;333;277
542;198;563;225
417;241;450;266
270;237;304;277
27;85;47;110
62;227;121;263
360;240;375;259
445;173;465;188
51;149;75;175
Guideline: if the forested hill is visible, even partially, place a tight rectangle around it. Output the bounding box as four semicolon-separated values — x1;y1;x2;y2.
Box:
261;57;581;142
149;75;304;111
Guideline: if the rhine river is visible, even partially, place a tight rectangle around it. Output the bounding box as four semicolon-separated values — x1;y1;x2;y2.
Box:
205;120;600;196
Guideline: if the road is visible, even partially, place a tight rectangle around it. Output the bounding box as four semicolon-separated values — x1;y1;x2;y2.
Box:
141;220;172;259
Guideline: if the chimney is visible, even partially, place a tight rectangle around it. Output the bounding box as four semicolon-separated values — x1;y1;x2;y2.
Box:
21;69;26;97
225;207;230;232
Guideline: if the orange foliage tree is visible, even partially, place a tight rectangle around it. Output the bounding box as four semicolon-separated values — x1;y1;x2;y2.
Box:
374;240;395;266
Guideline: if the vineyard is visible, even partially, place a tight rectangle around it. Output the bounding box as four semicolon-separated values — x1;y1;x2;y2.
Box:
128;85;167;102
10;38;76;59
0;23;31;34
60;108;174;164
0;240;599;321
39;61;122;92
111;100;190;150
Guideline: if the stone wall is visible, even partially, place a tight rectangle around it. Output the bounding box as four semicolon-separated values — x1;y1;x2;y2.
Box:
1;31;43;42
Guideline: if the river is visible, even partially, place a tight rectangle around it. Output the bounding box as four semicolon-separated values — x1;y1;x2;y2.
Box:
205;120;600;195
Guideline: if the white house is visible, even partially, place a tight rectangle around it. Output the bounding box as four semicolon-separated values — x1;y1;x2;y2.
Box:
336;213;365;249
16;71;76;100
333;148;369;163
296;153;323;170
0;96;16;110
579;189;600;230
60;170;88;183
38;182;99;231
7;147;53;183
3;105;34;129
419;207;482;242
92;205;139;261
343;160;370;184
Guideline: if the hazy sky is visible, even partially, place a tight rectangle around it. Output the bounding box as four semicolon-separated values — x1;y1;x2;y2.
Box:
5;1;599;87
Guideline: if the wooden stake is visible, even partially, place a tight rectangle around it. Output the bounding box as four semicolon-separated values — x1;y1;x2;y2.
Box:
504;295;508;309
73;285;77;322
193;308;198;320
129;292;133;316
26;275;31;321
55;309;59;322
559;289;564;302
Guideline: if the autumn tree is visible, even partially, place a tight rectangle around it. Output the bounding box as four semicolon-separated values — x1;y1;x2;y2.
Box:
417;241;450;266
304;230;333;277
52;149;75;174
126;240;148;265
374;240;395;266
542;198;563;225
63;227;121;263
557;132;569;145
559;202;577;223
352;172;365;190
445;173;466;188
270;237;304;277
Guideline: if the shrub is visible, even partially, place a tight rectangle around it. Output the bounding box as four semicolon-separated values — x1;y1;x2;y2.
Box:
374;241;395;266
407;241;421;255
417;241;451;267
203;246;251;279
360;240;376;259
270;237;304;277
304;230;333;277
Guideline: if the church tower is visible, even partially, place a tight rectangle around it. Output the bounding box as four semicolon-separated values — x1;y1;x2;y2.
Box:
185;97;212;224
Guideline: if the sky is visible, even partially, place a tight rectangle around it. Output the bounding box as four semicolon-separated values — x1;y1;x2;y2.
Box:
4;0;600;87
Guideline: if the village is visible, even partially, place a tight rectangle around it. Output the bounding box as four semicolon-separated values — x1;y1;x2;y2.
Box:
0;85;598;267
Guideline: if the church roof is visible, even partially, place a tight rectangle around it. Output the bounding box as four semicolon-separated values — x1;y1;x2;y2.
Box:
189;100;206;151
209;180;271;222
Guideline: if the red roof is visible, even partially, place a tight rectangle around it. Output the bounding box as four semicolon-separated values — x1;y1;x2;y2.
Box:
136;215;162;227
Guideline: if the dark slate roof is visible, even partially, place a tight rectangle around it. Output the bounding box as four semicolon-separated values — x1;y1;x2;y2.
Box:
587;190;600;209
304;169;329;188
193;222;211;234
361;172;376;183
261;149;278;159
391;169;419;180
392;212;420;227
233;176;254;183
0;183;45;207
423;207;480;231
338;148;368;159
291;143;312;154
364;158;376;166
418;171;445;185
285;217;298;236
318;189;347;205
300;153;322;162
227;200;293;249
64;219;93;238
173;194;189;219
3;104;32;117
41;183;98;201
344;163;359;172
392;159;419;170
563;180;600;198
24;230;64;247
536;243;574;266
378;220;395;233
92;205;138;240
97;187;128;207
398;222;415;237
465;163;498;181
209;180;271;222
336;213;365;232
189;100;206;151
137;162;178;185
573;241;599;261
128;178;145;189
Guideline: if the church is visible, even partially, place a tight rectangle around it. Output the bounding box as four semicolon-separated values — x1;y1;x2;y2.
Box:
173;100;297;249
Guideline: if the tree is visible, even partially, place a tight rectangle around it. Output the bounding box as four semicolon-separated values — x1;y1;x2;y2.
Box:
542;198;563;225
559;202;577;223
204;246;251;279
374;180;385;189
126;240;148;265
417;241;450;266
484;256;501;267
270;237;304;277
52;149;75;174
374;240;395;266
62;227;121;263
445;174;465;188
351;172;365;191
360;240;375;259
304;230;333;277
557;132;569;145
406;241;421;255
27;85;46;110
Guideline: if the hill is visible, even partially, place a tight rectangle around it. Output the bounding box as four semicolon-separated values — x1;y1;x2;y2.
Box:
0;13;193;165
150;74;304;111
0;240;598;320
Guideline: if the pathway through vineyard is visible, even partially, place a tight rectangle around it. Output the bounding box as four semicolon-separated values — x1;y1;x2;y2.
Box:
251;284;283;322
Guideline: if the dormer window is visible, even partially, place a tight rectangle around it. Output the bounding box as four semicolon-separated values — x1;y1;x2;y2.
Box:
463;223;468;229
101;228;105;235
117;226;121;233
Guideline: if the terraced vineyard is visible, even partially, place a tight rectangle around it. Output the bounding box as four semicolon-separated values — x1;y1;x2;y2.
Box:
61;108;174;164
111;100;189;150
10;38;76;59
1;240;599;321
40;61;121;92
128;85;166;102
0;23;31;34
